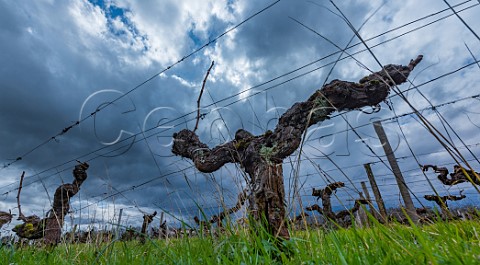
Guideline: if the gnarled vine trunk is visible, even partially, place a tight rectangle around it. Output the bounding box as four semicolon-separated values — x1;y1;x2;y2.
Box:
172;56;423;240
140;211;157;243
424;193;466;217
0;211;13;229
12;162;89;244
250;162;288;238
423;164;480;185
307;182;368;226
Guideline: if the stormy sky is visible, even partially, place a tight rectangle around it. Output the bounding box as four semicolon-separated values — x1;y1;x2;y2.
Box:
1;0;479;231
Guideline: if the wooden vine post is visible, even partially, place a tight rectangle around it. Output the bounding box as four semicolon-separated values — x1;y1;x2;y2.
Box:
172;56;423;240
373;121;419;223
364;163;388;221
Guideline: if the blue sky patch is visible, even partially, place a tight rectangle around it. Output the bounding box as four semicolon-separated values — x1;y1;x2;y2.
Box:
88;0;148;50
188;26;203;48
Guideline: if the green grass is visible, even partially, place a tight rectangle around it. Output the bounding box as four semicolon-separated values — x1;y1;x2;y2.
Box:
1;220;480;264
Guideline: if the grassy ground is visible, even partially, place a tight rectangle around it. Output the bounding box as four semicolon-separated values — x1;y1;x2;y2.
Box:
1;220;480;264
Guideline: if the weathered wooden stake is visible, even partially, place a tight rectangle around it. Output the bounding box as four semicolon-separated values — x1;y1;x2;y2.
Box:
356;190;369;227
115;208;123;240
159;212;165;239
373;121;419;222
360;182;375;219
364;163;388;221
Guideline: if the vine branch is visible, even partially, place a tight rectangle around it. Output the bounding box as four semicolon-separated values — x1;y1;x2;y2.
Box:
16;171;26;221
194;61;215;133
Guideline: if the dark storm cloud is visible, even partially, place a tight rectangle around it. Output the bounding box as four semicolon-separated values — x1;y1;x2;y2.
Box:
0;0;479;230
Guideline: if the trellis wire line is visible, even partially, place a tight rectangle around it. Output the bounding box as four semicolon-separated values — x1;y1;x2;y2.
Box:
360;155;479;182
1;1;477;183
394;45;480;165
282;143;480;187
390;89;464;201
302;1;473;207
71;165;196;214
193;0;478;113
2;104;478;205
330;0;480;194
222;60;480;206
141;151;478;212
2;91;477;197
90;137;480;216
0;50;469;197
305;93;480;144
303;141;429;210
182;181;478;218
0;113;197;194
296;3;479;142
2;0;476;172
332;106;428;208
288;0;387;218
388;84;478;206
389;66;480;192
442;0;480;42
21;161;480;226
0;0;281;171
1;2;478;208
290;12;430;194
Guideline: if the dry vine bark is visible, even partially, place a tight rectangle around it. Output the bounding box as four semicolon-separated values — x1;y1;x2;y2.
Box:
140;211;157;243
193;216;211;230
306;182;368;224
423;164;480;185
290;213;309;227
12;162;89;244
422;164;474;218
194;189;248;229
0;211;13;229
172;56;423;240
424;193;466;217
141;211;157;235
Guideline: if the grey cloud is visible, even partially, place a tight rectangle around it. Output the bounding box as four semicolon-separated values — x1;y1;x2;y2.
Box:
0;0;479;230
